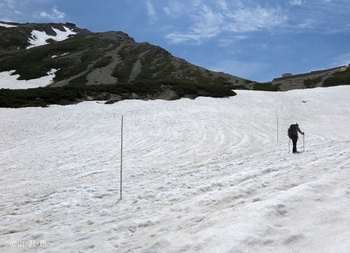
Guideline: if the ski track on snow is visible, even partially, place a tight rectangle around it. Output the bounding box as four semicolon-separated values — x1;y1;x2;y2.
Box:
1;86;350;252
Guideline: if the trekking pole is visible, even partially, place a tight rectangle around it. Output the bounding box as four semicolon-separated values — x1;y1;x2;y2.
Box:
288;138;290;153
303;133;305;152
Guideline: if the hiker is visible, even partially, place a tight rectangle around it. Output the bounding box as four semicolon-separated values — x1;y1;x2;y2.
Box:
288;123;304;153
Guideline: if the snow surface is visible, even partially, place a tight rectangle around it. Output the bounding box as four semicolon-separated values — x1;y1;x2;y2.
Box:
1;86;350;253
27;26;76;49
0;23;18;28
51;53;69;58
0;69;57;89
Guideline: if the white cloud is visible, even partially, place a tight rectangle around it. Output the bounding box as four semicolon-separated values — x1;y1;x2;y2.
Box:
164;0;350;45
38;6;65;20
191;5;223;35
297;18;315;29
165;32;208;45
164;1;288;44
224;5;287;33
165;2;224;44
216;0;229;11
289;0;304;6
3;0;15;9
164;2;186;18
146;0;158;24
287;0;350;34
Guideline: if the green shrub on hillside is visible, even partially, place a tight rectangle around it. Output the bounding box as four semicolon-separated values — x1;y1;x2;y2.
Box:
0;34;113;82
304;77;322;88
323;68;350;87
253;82;280;91
93;56;113;69
162;80;235;98
0;87;84;108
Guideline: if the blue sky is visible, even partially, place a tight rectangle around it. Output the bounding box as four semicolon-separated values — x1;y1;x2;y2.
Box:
1;0;350;82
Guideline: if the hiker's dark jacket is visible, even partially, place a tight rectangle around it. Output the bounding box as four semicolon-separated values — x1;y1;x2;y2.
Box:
288;124;303;138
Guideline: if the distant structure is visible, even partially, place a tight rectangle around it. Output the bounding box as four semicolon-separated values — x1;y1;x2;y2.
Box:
282;73;292;77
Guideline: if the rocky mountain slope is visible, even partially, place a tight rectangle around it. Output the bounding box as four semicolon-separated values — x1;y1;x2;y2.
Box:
0;21;349;107
0;22;253;103
272;66;349;91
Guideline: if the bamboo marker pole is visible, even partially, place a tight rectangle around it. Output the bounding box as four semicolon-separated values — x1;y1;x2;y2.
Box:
120;115;124;200
276;112;279;142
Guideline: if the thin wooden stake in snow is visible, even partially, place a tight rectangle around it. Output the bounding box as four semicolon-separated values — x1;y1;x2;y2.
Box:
120;115;124;200
276;112;279;143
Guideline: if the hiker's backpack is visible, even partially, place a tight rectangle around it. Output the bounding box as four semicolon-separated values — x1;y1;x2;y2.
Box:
288;124;297;137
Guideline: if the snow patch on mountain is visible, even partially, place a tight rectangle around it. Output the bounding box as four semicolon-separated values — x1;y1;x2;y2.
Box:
0;69;58;89
0;22;18;28
27;26;76;49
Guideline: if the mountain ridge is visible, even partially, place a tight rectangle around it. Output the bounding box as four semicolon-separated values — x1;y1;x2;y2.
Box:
0;21;349;107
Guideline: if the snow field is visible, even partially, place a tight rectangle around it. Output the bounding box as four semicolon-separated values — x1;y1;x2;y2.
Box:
0;69;58;89
0;86;350;252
